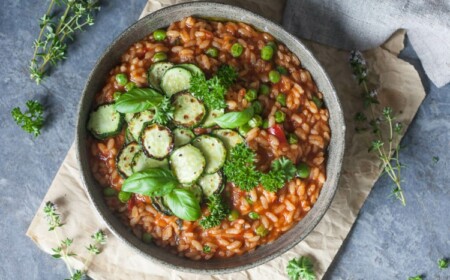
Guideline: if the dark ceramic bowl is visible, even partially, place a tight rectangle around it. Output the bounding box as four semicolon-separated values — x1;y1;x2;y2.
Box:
76;2;345;274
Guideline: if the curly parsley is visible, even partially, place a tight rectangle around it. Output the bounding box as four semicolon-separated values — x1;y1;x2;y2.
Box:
261;157;296;192
287;256;316;280
11;100;44;137
223;143;260;191
199;194;230;229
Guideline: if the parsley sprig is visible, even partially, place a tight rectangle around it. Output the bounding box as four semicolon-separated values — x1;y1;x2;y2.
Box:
30;0;100;84
350;50;406;206
199;194;230;229
224;144;296;192
287;256;316;280
11;100;44;137
189;65;238;110
43;201;107;279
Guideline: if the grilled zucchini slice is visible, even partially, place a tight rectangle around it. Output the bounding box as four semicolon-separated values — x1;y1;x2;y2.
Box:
202;108;224;128
128;110;154;141
211;129;244;151
87;104;124;140
160;67;192;97
148;62;173;90
131;151;169;173
191;135;226;174
198;172;223;198
173;128;195;148
140;124;173;159
172;92;206;128
116;142;141;178
170;144;205;184
151;197;173;216
178;63;204;77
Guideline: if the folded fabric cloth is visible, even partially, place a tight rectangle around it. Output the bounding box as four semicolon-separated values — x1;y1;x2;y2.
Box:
283;0;450;88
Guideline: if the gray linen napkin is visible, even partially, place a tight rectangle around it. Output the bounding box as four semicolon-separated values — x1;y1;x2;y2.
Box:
283;0;450;88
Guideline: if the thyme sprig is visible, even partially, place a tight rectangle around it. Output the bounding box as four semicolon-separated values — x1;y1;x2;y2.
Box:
350;51;406;206
43;201;107;279
30;0;100;84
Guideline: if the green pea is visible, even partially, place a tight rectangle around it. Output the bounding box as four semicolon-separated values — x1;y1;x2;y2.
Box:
276;94;286;106
269;70;281;83
312;96;323;109
238;123;252;136
153;29;167;41
267;41;277;50
248;115;263;128
245;88;258;102
115;73;128;86
142;232;153;244
255;224;269;237
275;110;286;123
248;212;260;220
276;65;288;75
251;101;263;114
205;47;219;58
261;45;274;61
288;133;298;144
153;52;168;62
262;119;270;129
103;187;117;197
297;162;310;179
118;191;132;203
231;43;244;57
124;82;136;92
259;84;270;95
113;91;122;101
228;209;240;222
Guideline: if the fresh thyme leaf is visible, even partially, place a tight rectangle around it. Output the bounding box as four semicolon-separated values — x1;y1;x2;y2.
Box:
30;0;100;84
91;230;107;244
286;256;315;280
223;143;260;191
438;258;448;269
11;100;44;137
408;275;423;280
43;201;63;231
200;194;230;229
432;156;440;164
86;244;100;255
65;270;84;280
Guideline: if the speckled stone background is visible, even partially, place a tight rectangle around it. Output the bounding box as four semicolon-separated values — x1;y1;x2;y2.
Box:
0;0;448;279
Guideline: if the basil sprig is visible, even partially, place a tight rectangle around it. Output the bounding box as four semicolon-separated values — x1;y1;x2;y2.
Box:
214;106;254;128
114;88;164;113
121;168;201;221
164;188;201;221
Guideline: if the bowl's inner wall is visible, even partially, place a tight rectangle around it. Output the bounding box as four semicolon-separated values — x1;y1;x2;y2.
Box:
77;2;345;273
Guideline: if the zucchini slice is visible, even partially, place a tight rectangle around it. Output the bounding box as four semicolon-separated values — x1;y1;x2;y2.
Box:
151;197;173;216
173;128;195;148
178;63;204;77
170;144;205;184
202;108;224;128
172;92;206;128
87;104;124;140
128;110;154;141
160;67;192;97
148;62;174;90
212;129;244;151
125;128;134;144
181;184;203;203
141;124;173;159
191;135;226;174
116;142;141;178
198;172;223;198
131;151;169;173
124;113;135;123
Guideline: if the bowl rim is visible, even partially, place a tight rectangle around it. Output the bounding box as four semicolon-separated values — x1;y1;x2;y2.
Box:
76;1;345;274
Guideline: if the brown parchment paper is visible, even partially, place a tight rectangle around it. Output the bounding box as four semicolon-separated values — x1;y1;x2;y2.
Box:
26;1;426;279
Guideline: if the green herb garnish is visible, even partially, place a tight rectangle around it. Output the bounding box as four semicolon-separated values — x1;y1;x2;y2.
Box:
260;158;296;192
223;143;260;191
200;194;230;229
408;275;423;280
114;88;173;125
432;156;439;164
189;64;237;110
287;256;315;280
30;0;100;84
214;106;254;129
203;245;211;253
350;50;406;206
438;258;448;269
122;168;201;221
11;100;44;137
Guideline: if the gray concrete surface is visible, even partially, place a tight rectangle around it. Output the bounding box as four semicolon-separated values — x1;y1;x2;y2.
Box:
0;0;448;279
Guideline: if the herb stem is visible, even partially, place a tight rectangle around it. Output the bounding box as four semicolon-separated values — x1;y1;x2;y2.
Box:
53;230;75;276
31;0;56;62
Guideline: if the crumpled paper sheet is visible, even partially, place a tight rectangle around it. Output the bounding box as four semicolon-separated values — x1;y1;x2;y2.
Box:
26;1;425;279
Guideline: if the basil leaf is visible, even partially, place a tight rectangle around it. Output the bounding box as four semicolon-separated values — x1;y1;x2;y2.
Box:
122;168;178;197
214;106;254;128
164;188;201;221
114;88;164;113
